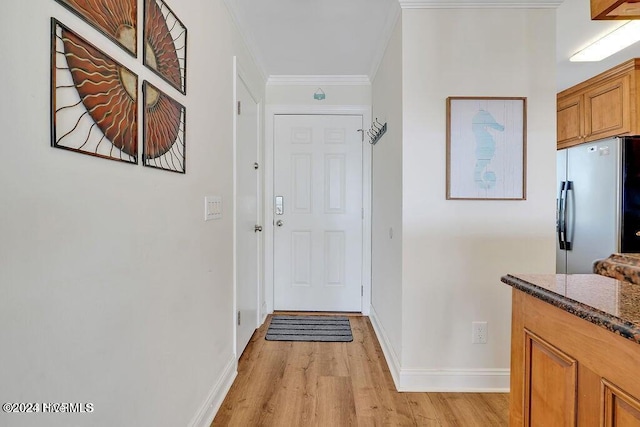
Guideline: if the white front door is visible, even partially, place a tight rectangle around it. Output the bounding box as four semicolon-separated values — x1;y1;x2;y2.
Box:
273;115;363;312
235;76;260;357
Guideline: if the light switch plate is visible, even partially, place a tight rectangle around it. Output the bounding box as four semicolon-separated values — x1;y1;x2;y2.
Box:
205;196;222;221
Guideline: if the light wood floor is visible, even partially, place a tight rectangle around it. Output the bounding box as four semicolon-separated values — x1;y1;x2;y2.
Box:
212;314;509;426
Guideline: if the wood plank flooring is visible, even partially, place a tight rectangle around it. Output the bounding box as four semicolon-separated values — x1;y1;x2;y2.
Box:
212;314;509;426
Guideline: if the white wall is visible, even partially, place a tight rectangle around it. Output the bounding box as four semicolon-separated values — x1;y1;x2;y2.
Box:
369;6;557;392
370;16;404;382
398;8;557;391
0;1;263;426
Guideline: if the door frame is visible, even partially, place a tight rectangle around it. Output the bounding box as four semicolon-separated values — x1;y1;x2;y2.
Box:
233;57;263;358
264;105;372;317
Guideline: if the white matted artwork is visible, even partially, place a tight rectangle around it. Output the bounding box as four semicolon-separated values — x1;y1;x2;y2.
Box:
446;97;527;200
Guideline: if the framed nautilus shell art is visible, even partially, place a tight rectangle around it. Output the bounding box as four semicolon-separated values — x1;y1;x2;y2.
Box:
50;0;188;172
51;19;138;164
142;81;186;173
144;0;187;94
54;0;138;57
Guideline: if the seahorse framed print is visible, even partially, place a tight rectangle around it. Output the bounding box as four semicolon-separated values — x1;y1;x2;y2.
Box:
446;97;527;200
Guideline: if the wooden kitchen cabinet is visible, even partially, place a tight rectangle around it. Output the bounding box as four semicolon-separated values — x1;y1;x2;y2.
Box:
510;289;640;426
557;93;584;149
584;74;631;141
523;331;577;426
591;0;640;20
557;59;640;150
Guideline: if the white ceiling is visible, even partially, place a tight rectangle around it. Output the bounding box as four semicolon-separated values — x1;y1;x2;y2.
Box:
226;0;640;90
226;0;399;77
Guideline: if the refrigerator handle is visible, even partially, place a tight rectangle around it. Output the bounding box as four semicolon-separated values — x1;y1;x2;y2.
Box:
565;181;574;251
558;181;566;250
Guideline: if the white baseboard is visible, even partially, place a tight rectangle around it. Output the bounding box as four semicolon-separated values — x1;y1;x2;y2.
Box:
368;306;510;393
189;354;238;427
399;368;510;392
368;305;402;389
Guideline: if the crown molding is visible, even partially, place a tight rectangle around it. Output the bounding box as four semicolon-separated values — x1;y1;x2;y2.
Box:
399;0;563;8
267;75;371;86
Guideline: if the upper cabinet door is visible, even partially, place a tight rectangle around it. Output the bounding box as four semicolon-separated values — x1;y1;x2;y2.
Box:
584;75;631;141
558;93;585;150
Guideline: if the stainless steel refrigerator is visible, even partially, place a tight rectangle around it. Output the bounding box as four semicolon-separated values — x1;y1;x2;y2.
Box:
556;137;640;273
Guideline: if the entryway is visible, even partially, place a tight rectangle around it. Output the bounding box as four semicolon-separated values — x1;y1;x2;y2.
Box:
271;113;366;312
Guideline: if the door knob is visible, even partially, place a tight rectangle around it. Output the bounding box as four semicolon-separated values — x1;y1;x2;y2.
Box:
254;225;263;232
276;220;284;227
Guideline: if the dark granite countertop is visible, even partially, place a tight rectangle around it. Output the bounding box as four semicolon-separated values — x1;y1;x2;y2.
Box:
593;253;640;285
501;274;640;345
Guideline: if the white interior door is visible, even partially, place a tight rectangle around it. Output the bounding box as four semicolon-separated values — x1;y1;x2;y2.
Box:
235;76;260;357
273;114;363;312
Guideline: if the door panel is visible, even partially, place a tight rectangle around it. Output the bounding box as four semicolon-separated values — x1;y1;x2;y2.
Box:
565;139;619;273
603;380;640;427
292;154;312;213
325;231;345;286
235;77;259;358
557;94;584;149
585;76;630;140
557;149;567;273
325;154;346;213
524;330;578;426
274;115;362;312
621;138;640;252
291;231;312;286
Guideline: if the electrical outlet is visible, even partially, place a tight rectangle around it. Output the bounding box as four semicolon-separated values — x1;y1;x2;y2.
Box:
472;321;488;344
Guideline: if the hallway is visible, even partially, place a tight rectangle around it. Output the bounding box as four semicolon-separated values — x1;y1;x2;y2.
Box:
0;1;579;425
213;315;509;426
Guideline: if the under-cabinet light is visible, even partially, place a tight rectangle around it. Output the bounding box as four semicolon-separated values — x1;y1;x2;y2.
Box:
570;20;640;62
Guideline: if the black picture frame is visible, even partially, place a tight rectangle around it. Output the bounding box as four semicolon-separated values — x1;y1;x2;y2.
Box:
142;80;186;173
143;0;187;94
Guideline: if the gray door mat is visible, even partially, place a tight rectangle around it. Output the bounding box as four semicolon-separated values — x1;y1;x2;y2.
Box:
265;315;353;342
